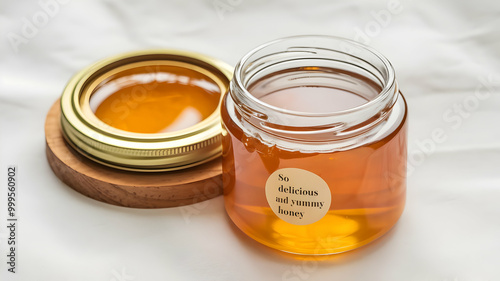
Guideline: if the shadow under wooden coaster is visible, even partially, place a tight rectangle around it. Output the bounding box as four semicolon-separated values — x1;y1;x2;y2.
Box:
45;100;223;208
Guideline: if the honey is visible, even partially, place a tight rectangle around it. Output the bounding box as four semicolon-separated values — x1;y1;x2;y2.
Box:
91;65;221;134
221;36;408;255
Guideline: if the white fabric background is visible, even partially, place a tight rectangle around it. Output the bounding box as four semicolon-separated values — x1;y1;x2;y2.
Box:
1;0;500;280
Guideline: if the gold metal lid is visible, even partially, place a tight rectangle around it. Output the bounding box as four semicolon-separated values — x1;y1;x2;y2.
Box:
60;50;232;172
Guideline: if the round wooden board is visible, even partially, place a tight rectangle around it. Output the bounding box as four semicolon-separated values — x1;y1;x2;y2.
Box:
45;100;223;208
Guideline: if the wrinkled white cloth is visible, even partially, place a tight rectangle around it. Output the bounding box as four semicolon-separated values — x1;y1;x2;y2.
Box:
1;0;499;280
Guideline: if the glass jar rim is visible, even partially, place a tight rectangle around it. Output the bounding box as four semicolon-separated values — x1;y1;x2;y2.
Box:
231;35;397;118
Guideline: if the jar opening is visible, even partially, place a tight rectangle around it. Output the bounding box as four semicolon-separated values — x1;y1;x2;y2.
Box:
232;35;397;119
89;63;221;134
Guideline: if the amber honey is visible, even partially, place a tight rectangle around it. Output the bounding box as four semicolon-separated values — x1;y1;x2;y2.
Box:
222;36;408;255
91;65;221;134
222;105;407;254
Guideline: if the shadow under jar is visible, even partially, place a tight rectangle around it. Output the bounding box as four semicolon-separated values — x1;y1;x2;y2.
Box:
221;36;408;255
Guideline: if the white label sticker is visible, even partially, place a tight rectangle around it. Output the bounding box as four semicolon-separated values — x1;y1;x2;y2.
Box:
265;168;331;225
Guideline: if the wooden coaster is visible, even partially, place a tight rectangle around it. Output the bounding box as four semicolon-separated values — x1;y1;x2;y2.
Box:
45;100;223;208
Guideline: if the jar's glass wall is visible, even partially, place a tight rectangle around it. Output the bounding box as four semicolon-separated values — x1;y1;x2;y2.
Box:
222;36;408;255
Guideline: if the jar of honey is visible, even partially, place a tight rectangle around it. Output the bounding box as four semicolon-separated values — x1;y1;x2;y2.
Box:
221;36;408;254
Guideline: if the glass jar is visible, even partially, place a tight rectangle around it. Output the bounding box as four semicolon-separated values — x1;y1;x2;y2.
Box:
221;36;407;255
